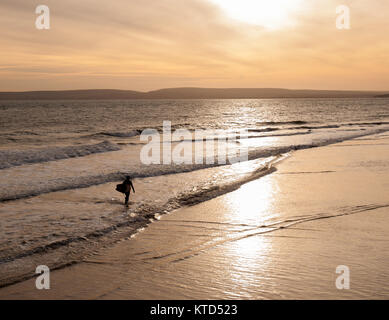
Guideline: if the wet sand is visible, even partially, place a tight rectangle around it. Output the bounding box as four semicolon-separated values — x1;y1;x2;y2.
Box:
1;133;388;299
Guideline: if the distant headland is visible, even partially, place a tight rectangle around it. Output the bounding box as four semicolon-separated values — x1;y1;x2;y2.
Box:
0;88;388;100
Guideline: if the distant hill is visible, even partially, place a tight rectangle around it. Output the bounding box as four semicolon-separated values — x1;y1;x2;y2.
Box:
376;94;389;98
0;89;143;100
0;88;387;100
145;88;386;99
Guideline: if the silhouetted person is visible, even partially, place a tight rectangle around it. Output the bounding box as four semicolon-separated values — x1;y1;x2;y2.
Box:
123;176;135;205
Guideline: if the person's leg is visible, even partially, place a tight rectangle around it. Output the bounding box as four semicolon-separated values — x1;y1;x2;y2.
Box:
125;192;129;204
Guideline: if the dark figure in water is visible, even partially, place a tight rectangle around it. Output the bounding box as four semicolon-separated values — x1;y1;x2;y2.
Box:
123;176;135;205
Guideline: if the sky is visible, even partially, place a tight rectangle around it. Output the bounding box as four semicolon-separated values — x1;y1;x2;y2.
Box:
0;0;388;91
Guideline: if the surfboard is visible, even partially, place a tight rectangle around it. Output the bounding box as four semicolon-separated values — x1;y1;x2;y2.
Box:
116;183;126;193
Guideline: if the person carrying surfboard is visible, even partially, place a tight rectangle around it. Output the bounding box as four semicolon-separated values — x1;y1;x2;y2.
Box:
122;176;135;205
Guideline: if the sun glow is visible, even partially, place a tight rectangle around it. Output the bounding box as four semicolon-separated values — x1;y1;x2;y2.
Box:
210;0;303;29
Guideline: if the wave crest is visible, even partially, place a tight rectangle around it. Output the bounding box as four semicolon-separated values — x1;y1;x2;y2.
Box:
0;141;121;170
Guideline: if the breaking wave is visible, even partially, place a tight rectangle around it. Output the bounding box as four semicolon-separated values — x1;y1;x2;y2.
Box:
2;125;389;202
0;141;121;170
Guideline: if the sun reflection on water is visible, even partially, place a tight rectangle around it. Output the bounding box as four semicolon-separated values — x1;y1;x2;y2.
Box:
222;172;279;294
225;171;278;224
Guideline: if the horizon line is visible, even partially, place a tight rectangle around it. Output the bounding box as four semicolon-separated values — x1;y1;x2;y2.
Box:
1;87;389;93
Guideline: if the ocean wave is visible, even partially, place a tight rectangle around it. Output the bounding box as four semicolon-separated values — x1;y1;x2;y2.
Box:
256;120;309;126
345;121;389;126
92;121;389;140
2;126;389;202
248;127;280;133
96;130;142;138
253;121;389;132
176;130;312;144
91;124;197;139
0;141;121;170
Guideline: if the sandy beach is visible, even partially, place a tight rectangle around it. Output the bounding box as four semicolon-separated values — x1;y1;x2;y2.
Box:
1;132;388;300
2;0;389;306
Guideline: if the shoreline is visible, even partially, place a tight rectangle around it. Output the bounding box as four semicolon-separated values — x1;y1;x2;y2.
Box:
0;132;388;299
0;156;285;288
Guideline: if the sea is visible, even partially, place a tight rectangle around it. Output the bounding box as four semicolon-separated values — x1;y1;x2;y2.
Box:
1;98;389;285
